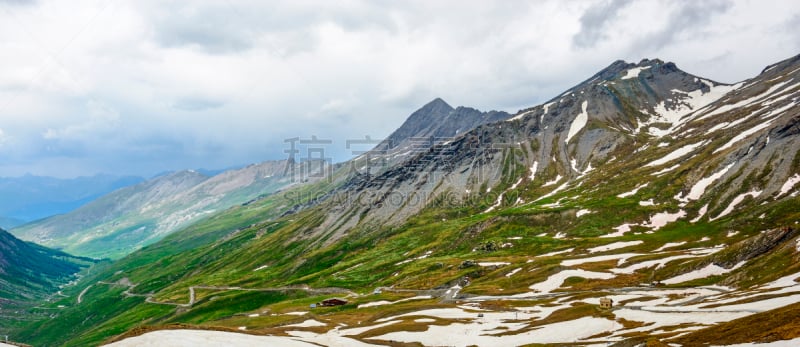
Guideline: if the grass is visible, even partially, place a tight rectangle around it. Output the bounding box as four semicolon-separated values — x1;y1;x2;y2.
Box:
671;302;800;346
9;108;800;346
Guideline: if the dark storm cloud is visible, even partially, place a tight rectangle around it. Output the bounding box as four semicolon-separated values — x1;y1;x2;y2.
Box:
630;0;733;52
148;2;399;55
572;0;634;48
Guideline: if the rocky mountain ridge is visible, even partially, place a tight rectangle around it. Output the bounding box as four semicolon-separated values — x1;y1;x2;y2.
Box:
7;54;800;347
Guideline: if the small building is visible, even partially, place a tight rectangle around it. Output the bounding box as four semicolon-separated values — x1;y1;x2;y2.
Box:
599;297;613;309
320;298;348;307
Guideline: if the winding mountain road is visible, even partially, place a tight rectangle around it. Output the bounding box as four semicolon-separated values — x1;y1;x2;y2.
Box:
80;280;355;308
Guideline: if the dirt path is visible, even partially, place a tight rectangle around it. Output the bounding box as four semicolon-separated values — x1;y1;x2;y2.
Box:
76;284;93;304
87;281;356;308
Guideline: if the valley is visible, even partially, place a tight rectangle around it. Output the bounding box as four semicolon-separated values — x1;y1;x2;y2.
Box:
2;53;799;346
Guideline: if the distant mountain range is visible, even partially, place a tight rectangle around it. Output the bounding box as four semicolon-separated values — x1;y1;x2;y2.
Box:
0;174;144;228
9;98;513;259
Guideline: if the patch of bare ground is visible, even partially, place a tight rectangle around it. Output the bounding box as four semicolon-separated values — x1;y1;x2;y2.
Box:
671;301;800;346
566;273;645;291
618;295;659;305
699;291;799;309
610;336;672;347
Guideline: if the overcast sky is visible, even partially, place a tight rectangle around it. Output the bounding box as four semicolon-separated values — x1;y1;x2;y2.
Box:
0;0;798;178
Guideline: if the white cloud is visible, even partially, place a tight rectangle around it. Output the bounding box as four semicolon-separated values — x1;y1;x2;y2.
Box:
0;0;797;177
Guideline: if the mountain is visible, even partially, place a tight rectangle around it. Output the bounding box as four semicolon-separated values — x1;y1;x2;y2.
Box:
9;99;514;260
10;163;296;259
0;174;144;228
0;229;88;301
373;97;510;155
8;54;800;346
0;228;95;338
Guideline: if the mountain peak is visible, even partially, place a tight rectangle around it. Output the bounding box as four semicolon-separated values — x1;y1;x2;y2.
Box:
637;58;666;66
419;97;454;114
587;58;680;83
597;59;634;78
371;97;508;155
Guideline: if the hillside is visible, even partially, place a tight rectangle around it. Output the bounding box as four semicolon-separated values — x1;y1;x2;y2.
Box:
8;54;800;346
9;163;307;259
10;97;516;260
0;228;95;337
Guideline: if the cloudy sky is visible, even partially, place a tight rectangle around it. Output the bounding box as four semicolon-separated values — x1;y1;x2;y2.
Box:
0;0;798;178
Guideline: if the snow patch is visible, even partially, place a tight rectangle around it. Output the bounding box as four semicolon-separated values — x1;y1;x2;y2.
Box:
647;81;741;136
654;241;687;252
529;161;538;180
646;141;708;167
284;311;308;316
707;121;731;133
588;241;644;253
542;174;562;187
642;210;687;230
618;183;648;198
576;209;592;217
478;262;510;267
677;163;736;202
374;316;621;346
565;101;588;144
690;204;709;223
603;223;634;238
778;173;800;197
535;180;570;202
358;296;432;308
711;190;762;220
103;330;323;347
697;80;790;121
562;253;641;267
285;319;327;328
505;268;522;277
621;66;651;79
651;164;680;176
713;120;776;153
508;110;534;122
529;269;615;293
639;199;656;206
510;177;524;190
537;248;574;257
662;262;745;285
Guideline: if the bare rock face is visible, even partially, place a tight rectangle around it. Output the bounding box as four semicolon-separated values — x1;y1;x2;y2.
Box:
368;97;512;167
308;55;799;245
712;227;799;269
